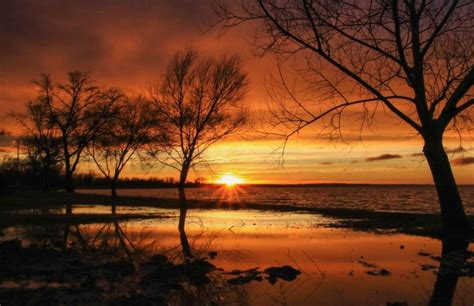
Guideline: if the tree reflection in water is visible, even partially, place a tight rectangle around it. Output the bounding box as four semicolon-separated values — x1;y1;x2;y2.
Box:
429;233;472;306
169;197;249;305
0;204;470;305
178;206;193;261
0;205;249;305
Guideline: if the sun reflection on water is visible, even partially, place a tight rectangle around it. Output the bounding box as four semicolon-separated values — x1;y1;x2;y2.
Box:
211;184;247;206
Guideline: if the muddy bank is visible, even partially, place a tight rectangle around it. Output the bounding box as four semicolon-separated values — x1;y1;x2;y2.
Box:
0;237;302;306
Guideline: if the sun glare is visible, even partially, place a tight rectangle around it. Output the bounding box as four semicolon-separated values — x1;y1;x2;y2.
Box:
217;174;244;187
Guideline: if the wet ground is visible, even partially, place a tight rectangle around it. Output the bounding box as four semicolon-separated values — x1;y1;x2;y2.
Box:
0;205;473;305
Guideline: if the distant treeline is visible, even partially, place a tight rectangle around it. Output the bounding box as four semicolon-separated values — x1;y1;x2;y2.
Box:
0;155;60;194
74;173;204;189
0;156;203;194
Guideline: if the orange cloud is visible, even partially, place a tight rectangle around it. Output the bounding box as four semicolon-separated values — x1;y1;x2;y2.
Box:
365;154;403;162
452;157;474;166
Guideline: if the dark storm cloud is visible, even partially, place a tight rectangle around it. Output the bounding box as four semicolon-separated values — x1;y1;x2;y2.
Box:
0;0;209;66
365;154;402;162
0;0;216;115
451;157;474;166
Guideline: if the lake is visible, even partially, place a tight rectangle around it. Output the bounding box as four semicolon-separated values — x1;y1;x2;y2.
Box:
79;185;474;214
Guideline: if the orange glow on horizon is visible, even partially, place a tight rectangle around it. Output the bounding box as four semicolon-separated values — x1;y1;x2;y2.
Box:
0;1;472;186
216;174;245;187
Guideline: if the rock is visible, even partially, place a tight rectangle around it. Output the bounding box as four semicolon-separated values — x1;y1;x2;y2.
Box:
227;273;262;285
226;267;263;285
366;269;391;276
420;264;437;271
417;251;431;257
225;267;260;275
182;259;216;284
264;265;301;284
227;266;301;286
358;260;377;268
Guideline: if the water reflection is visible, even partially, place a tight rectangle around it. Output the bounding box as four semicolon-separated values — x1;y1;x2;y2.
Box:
179;206;193;260
0;204;472;305
173;199;247;305
0;209;252;304
429;234;472;306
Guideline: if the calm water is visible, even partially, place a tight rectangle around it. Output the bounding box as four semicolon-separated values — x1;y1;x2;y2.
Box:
80;185;474;214
1;207;473;305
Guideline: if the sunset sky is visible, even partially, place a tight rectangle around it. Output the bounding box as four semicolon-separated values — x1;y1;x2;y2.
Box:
0;0;472;184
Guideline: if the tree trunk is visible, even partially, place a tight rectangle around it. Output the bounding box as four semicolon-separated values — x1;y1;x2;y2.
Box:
111;179;117;215
178;164;189;211
64;167;74;193
111;180;117;198
423;135;470;233
63;143;75;192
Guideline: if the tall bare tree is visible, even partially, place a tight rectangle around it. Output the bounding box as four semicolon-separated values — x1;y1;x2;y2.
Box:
216;0;473;233
87;96;155;210
149;48;248;218
35;72;122;193
13;101;62;191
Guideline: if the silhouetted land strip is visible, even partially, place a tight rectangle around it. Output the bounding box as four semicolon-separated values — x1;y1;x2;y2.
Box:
0;213;167;226
1;191;473;238
76;182;474;189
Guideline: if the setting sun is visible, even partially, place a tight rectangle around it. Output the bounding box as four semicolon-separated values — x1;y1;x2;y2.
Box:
1;1;473;305
217;174;244;186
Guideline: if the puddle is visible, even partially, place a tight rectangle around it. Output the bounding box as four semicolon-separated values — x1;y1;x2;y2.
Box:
0;207;472;305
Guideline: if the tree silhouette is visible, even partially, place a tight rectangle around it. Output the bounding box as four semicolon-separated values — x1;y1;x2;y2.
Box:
13;101;62;191
149;48;248;212
34;72;122;194
87;96;155;209
216;0;473;233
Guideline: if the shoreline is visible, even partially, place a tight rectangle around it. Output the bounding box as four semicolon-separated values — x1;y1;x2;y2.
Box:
74;183;474;189
1;191;473;239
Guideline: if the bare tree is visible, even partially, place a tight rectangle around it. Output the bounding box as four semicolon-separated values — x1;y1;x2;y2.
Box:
149;48;248;217
216;0;473;233
87;96;154;210
0;129;9;151
34;72;122;193
13;101;62;191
